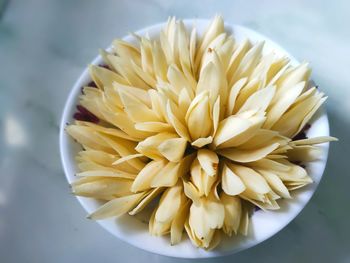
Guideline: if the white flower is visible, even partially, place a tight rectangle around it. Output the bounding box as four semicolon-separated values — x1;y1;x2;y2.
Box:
67;16;337;249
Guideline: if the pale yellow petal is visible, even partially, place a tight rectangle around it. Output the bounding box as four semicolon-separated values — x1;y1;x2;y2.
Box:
218;142;279;163
191;136;213;148
220;193;242;235
88;192;145;219
221;164;246;195
131;160;165;192
155;183;184;223
197;149;219;176
135;132;178;160
151;162;180;188
258;169;291;198
229;164;271;194
158;137;187;162
128;187;164;215
171;200;191;245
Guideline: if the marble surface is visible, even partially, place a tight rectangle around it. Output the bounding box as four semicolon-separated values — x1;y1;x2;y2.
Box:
0;0;349;262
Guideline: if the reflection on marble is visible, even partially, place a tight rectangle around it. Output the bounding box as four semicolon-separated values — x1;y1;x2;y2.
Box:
0;0;349;262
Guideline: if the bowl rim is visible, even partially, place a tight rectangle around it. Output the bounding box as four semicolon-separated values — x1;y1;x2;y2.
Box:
59;18;330;258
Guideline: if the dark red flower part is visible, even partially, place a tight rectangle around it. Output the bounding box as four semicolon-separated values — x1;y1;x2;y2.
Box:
81;80;98;94
292;123;311;141
73;105;99;123
99;64;111;70
87;81;98;88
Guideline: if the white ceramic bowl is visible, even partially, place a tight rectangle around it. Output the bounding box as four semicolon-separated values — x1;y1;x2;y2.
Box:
59;19;330;258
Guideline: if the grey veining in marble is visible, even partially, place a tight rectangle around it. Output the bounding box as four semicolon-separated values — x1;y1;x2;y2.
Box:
0;0;349;262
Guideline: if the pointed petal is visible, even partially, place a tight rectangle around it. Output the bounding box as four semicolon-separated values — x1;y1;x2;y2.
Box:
218;143;280;163
131;160;165;192
158;137;187;162
197;149;219;176
88;192;145;219
221;164;246;195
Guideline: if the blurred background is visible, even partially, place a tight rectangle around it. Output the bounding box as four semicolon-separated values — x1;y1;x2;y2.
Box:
0;0;349;262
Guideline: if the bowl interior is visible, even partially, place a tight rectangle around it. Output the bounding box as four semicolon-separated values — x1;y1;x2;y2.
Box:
59;19;330;258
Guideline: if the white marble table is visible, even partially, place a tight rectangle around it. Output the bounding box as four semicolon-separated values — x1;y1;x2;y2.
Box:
0;0;349;262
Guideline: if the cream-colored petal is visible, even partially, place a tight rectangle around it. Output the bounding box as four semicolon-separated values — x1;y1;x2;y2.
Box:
183;180;201;205
191;136;213;148
230;42;264;84
77;150;118;166
72;177;133;200
205;230;222;251
221;164;246;195
232;78;262;113
287;145;322;162
151;162;180;187
167;64;194;97
88;192;145;219
188;193;225;242
155;183;184;223
213;116;251;147
237;85;276;114
227;39;251;84
197;149;219;176
264;81;305;129
89;65;127;89
272;90;325;137
158;137;187;162
220;193;242;235
119;89;160;123
129;187;164;215
171;200;191;245
178;88;192;115
186;93;213;140
135;122;173;133
196;62;220;105
98;107;151;139
226;78;247;117
130;60;156;87
152;41;168;81
148;89;167;122
166;101;191;141
112;154;144;166
212;96;221;136
195;15;224;70
215;115;266;149
258;169;291;198
275;62;311;96
218;142;279;163
247;158;290;172
66;125;115;154
107;54;150;89
230;164;271;194
135;132;178;160
238;205;250;236
112;39;140;65
294;96;327;137
75;121;138;142
190;159;205;196
237;129;279;150
185;218;203;248
291;136;338;146
98;134;145;170
140;37;155;76
149;208;172;236
76;170;136;179
77;161;117;172
131;160;165;192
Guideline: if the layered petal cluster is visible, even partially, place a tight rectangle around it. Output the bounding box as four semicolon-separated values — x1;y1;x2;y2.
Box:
67;16;337;249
